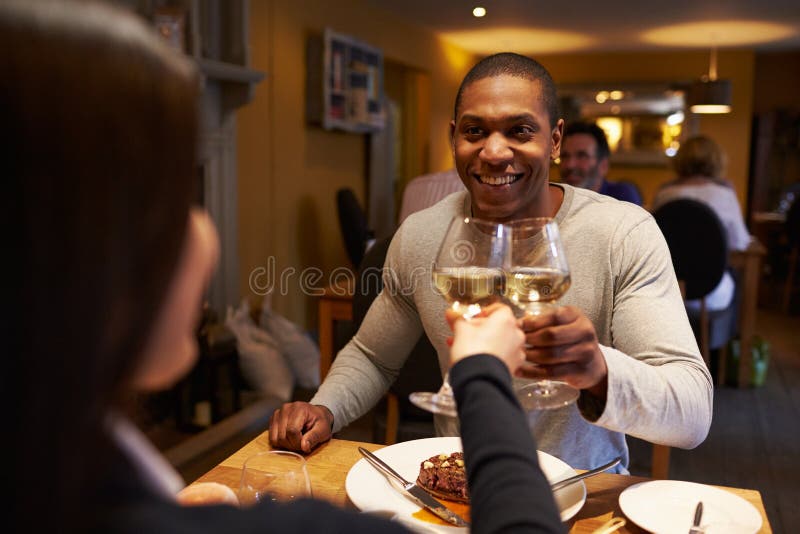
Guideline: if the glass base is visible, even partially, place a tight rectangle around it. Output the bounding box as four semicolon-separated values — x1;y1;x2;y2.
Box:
408;391;458;418
516;380;579;411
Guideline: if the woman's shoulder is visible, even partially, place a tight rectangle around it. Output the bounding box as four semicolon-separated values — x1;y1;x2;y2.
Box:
716;177;735;189
657;178;683;191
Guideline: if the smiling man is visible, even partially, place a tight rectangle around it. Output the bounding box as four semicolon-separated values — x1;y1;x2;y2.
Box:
269;53;712;474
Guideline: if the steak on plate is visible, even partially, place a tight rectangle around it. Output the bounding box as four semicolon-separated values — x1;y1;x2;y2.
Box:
416;452;469;503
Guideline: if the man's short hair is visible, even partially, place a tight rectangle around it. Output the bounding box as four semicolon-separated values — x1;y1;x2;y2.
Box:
563;121;611;160
453;52;560;128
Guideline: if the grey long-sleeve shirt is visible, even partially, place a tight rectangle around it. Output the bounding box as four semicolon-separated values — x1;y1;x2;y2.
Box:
311;184;713;472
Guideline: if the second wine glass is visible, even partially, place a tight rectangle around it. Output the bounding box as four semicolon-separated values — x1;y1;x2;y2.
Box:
237;450;312;506
506;217;580;410
408;215;511;418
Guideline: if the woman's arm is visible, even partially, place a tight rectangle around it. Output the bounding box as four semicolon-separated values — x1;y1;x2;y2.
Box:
451;355;565;533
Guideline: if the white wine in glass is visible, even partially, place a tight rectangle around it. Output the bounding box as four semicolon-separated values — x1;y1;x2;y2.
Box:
432;266;505;319
506;217;580;410
505;266;571;315
409;216;511;417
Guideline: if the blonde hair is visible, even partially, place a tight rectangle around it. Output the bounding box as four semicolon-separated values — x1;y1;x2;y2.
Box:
673;135;726;178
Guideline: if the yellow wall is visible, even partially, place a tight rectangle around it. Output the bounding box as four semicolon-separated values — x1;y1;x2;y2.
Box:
538;50;755;210
238;7;760;330
237;0;474;328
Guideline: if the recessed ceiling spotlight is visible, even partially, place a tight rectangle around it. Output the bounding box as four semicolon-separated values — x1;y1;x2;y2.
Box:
473;7;486;18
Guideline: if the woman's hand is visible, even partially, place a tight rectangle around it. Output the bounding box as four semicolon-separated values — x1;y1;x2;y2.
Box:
446;303;526;375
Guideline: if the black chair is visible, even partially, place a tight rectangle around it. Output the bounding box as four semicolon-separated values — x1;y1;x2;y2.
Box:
351;235;440;444
336;188;373;268
653;198;738;381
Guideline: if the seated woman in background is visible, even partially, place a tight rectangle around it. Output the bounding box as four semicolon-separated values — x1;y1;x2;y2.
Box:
2;1;563;533
652;135;752;311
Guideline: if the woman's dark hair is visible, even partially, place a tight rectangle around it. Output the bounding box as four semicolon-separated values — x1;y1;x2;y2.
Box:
1;0;199;529
453;52;560;128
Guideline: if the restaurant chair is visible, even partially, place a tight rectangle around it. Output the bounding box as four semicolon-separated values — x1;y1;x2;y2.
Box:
781;198;800;314
336;187;374;269
350;235;439;444
653;198;737;385
397;168;464;224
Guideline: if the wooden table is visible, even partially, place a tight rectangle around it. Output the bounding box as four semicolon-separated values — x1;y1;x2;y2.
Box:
729;238;767;388
192;433;772;533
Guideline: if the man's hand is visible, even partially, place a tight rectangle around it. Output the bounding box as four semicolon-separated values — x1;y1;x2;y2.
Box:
268;401;334;453
519;305;608;398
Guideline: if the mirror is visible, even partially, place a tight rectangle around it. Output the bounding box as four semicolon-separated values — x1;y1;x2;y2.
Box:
558;83;694;166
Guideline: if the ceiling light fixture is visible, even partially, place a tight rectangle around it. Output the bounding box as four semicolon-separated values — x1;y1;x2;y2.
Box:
472;7;486;18
688;44;731;114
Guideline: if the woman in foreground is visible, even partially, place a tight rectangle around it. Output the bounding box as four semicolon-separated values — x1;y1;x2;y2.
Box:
2;1;561;532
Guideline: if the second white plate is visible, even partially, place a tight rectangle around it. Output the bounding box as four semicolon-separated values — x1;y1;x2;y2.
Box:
345;436;586;532
619;479;762;534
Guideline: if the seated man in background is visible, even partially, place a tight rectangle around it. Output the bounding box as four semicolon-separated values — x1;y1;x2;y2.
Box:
559;121;643;205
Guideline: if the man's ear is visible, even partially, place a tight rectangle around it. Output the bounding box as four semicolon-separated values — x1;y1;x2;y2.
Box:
598;157;610;177
551;118;564;159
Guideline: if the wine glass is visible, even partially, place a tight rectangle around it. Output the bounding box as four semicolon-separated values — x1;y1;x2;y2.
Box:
506;217;580;410
237;450;312;505
409;216;511;417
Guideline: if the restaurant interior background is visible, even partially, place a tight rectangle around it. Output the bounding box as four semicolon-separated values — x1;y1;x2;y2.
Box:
117;0;799;531
235;0;800;331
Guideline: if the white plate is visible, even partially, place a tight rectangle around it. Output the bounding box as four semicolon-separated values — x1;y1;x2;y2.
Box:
345;436;586;532
619;480;763;534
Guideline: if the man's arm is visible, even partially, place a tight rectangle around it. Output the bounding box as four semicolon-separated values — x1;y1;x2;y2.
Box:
590;216;713;447
518;213;712;449
310;228;429;433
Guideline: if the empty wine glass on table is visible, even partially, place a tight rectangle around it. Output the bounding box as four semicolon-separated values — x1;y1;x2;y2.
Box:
238;450;312;506
506;217;580;410
409;215;511;418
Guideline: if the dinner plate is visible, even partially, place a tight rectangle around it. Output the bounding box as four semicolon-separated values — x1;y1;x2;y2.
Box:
345;436;586;532
619;480;763;534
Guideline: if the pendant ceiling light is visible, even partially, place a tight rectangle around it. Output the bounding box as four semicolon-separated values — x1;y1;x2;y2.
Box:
688;45;731;114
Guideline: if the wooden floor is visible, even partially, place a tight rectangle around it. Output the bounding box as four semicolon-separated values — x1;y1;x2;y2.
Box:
629;307;800;534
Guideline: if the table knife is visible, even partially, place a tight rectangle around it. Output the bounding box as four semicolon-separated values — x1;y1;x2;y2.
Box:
549;456;621;492
358;447;469;527
688;501;704;534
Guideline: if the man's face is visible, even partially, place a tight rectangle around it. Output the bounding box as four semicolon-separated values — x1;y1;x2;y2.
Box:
558;133;608;192
450;75;563;222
